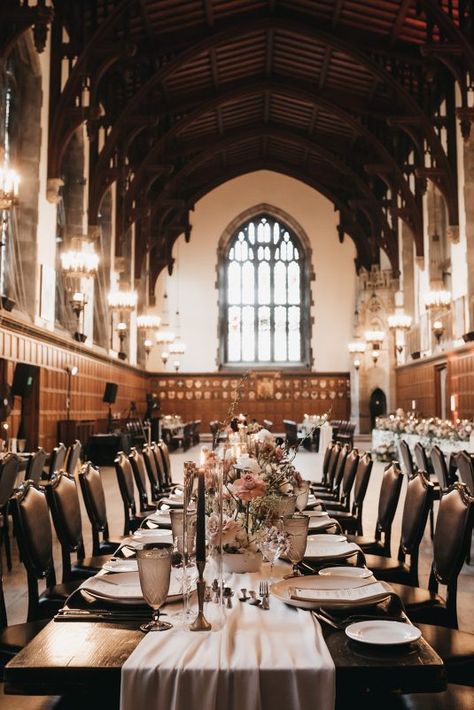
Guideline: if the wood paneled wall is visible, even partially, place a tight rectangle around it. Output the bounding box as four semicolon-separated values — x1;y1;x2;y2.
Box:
396;342;474;419
151;371;351;432
0;317;148;451
1;316;350;451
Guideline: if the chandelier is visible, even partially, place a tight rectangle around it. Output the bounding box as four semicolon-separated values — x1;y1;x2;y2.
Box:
60;248;99;277
348;341;366;371
0;160;19;210
108;289;137;311
423;290;451;310
387;314;412;331
137;314;161;330
155;328;175;345
169;340;186;355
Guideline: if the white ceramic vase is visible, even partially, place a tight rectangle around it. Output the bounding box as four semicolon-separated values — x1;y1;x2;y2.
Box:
222;550;263;574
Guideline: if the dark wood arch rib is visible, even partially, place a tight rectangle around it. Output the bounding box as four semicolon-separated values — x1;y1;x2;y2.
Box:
84;15;455;218
144;158;375;287
107;75;422;253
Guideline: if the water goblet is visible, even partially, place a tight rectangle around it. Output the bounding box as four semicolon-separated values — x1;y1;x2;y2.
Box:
136;543;173;632
259;525;287;582
294;481;310;512
282;514;309;578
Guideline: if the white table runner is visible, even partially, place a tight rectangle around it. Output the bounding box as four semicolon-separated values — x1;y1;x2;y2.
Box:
120;567;335;710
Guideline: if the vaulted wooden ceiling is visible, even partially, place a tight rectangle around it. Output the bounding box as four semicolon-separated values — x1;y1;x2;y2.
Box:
3;0;474;287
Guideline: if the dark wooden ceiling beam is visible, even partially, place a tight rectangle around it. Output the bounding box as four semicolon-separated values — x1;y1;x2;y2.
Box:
332;0;344;29
319;47;332;90
203;0;215;28
390;0;412;45
88;15;431;186
265;28;274;76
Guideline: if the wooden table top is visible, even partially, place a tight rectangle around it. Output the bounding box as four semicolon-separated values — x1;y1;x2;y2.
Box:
5;615;446;704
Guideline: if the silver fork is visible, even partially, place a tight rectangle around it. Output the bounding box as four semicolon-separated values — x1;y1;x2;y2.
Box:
259;581;270;609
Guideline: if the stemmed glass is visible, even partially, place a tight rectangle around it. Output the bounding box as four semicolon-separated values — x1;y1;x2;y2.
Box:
259;524;288;582
136;543;173;632
294;481;310;513
169;509;197;625
282;514;309;578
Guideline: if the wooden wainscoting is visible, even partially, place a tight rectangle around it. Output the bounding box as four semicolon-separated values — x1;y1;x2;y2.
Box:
396;342;474;419
150;371;351;432
0;316;148;452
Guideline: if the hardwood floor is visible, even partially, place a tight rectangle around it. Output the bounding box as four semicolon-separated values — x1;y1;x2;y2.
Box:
2;438;474;633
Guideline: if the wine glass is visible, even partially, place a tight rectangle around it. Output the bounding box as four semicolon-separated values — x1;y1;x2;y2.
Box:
294;481;310;512
136;543;173;632
259;524;287;582
282;514;309;578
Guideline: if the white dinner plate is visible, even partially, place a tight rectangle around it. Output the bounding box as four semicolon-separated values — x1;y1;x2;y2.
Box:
159;497;184;509
133;529;172;541
304;539;360;560
308;518;338;532
345;620;421;646
318;566;373;579
102;559;138;573
142;511;172;527
81;570;188;604
270;575;391;610
308;534;347;543
305;510;329;518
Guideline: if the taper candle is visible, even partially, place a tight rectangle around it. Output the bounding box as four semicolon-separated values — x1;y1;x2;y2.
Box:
196;467;206;562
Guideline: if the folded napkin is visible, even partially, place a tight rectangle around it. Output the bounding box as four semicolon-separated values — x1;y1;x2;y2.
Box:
120;569;335;710
289;581;389;606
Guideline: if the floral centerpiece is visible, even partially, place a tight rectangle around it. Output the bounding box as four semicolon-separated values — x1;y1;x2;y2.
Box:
202;427;305;572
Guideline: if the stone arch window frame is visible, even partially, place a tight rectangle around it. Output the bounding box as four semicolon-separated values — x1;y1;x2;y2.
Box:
217;204;314;370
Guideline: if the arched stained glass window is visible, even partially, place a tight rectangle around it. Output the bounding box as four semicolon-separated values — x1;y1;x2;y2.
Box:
220;213;310;366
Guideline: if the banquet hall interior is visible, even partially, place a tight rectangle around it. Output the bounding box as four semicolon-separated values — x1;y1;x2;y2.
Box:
0;1;474;709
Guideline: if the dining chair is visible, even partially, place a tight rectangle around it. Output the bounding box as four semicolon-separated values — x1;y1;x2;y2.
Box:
45;472;111;582
150;441;168;492
24;448;47;486
324;452;373;535
312;442;341;492
315;441;334;487
142;443;163;502
45;443;67;481
65;439;81;477
78;462;121;556
114;452;149;535
414;441;440;538
455;451;474;496
346;461;403;551
192;420;201;446
320;449;360;513
399;439;415;477
390;482;474;629
0;453;20;572
10;482;81;622
315;444;350;502
430;444;454;490
364;472;434;586
129;448;158;513
157;440;172;487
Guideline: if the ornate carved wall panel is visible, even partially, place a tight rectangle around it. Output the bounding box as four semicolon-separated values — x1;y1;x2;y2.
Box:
151;371;350;431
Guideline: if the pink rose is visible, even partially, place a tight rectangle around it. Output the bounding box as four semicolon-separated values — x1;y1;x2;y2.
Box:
206;514;242;546
232;472;267;502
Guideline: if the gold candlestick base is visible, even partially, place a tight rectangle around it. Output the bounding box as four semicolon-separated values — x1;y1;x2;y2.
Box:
190;564;211;631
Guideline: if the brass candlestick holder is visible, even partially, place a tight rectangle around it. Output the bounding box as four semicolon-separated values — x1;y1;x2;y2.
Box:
189;560;211;631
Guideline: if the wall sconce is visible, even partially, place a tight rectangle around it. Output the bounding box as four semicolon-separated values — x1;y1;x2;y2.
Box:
144;338;153;357
0;151;20;210
160;350;170;366
70;291;88;342
388;312;412;361
432;319;444;345
116;322;128;360
364;330;384;366
348;341;366;370
173;360;181;372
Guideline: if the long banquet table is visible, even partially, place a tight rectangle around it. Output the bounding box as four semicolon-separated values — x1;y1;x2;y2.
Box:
4;582;446;709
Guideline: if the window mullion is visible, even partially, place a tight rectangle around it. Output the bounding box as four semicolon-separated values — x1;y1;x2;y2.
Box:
270;233;275;363
254;231;258;362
